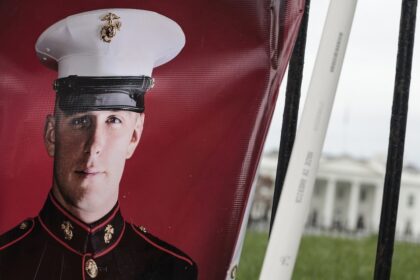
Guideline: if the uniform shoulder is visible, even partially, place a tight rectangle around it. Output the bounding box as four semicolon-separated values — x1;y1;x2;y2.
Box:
129;223;196;268
0;218;35;251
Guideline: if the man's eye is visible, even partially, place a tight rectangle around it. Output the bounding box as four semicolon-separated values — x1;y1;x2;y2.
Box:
71;117;90;127
107;116;122;124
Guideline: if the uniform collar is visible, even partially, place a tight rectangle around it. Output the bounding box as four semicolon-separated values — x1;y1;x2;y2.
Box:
38;193;125;257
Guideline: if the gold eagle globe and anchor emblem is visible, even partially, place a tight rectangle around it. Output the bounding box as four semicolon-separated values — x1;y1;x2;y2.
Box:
104;224;115;244
100;12;122;43
61;221;74;240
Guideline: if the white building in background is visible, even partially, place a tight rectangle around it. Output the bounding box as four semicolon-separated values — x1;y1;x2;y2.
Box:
249;152;420;241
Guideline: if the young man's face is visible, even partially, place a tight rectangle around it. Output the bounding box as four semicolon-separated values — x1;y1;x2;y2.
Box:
44;109;143;211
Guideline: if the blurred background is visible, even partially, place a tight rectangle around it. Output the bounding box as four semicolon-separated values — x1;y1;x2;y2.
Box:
238;0;420;279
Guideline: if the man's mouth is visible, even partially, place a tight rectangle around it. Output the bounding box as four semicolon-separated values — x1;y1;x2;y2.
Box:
75;169;105;176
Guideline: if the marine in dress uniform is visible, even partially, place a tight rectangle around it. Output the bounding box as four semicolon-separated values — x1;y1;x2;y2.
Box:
0;9;197;280
0;194;197;279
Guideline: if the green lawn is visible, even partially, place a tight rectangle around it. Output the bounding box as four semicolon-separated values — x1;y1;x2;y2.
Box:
237;231;420;280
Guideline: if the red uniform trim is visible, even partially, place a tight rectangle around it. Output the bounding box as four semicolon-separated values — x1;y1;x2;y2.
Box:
90;207;120;233
38;216;83;256
82;255;85;280
131;224;193;266
38;215;124;258
0;218;35;251
49;193;90;232
49;193;120;233
82;254;86;280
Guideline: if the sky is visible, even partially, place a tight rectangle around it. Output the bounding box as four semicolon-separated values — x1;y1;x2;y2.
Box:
263;0;420;167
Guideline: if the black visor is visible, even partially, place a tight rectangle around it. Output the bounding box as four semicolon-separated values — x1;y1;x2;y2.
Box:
53;75;154;114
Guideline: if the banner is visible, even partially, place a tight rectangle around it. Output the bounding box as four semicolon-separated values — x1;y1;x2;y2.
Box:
0;1;304;279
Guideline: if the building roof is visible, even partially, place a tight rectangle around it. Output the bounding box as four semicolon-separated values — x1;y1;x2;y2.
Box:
260;152;420;185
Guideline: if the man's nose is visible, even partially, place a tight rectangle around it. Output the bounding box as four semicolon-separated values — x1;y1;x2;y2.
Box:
84;123;105;156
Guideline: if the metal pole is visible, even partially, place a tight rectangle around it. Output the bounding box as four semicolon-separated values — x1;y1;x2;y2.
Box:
374;0;418;279
269;0;311;234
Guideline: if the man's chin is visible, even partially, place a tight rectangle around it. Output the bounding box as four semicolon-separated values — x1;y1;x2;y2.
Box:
62;179;106;204
69;186;113;211
77;181;107;196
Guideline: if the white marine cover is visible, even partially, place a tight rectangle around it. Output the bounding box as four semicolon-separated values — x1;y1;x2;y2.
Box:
35;9;185;78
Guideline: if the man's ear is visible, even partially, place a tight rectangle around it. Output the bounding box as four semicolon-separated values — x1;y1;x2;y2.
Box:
126;113;144;159
44;114;56;157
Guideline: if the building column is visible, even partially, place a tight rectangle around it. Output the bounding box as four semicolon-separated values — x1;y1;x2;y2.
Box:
323;178;336;229
347;181;361;231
